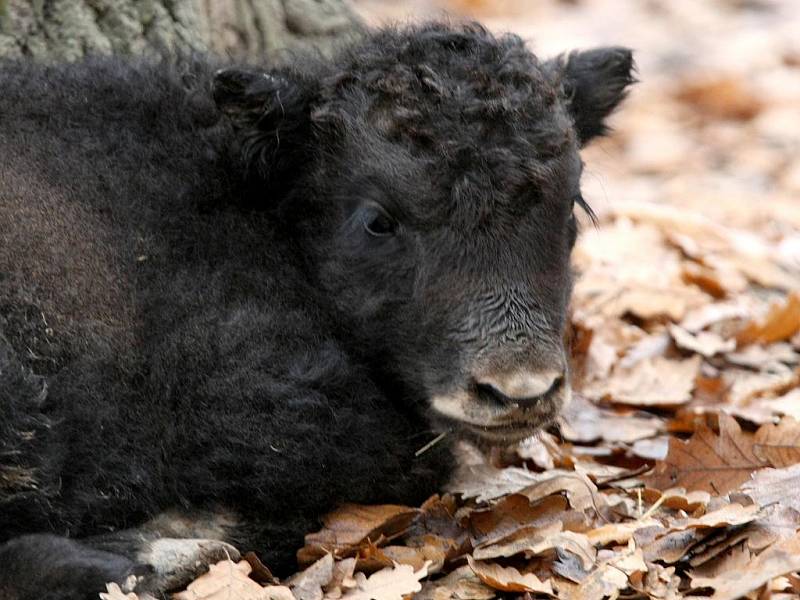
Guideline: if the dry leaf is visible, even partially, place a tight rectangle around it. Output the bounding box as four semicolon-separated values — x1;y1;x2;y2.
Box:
340;562;429;600
466;557;553;595
562;542;646;600
559;395;664;444
668;503;760;532
584;355;701;407
173;560;293;600
736;292;800;346
741;463;800;513
415;565;495;600
299;505;417;565
286;554;335;600
586;518;663;546
753;418;800;467
674;75;763;121
689;534;800;600
644;414;767;494
669;324;735;358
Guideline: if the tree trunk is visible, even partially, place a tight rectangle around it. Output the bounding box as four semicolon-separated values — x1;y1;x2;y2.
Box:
0;0;363;62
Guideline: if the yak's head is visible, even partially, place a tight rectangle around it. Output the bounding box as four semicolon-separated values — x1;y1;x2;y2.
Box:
214;22;635;444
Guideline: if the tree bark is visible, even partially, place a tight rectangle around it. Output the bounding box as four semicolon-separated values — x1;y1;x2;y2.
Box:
0;0;363;62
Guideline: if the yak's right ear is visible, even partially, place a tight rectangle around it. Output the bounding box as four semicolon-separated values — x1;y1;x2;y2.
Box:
213;68;316;185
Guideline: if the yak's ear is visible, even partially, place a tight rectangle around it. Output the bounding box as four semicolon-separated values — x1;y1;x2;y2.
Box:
213;68;316;185
555;47;635;145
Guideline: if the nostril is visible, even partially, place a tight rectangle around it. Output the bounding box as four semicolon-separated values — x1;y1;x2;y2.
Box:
474;371;564;408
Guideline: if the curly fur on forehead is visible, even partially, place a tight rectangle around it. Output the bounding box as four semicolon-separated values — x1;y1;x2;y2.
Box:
311;22;576;220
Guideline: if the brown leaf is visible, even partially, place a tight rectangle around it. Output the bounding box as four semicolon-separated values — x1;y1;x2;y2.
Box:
468;494;575;550
753;417;800;467
286;554;335;600
299;505;417;566
415;565;495;600
689;534;800;600
173;560;293;600
558;542;646;600
559;395;664;444
736;291;800;346
668;503;760;532
586;518;663;546
584;355;701;407
674;75;763;121
466;557;553;595
339;562;430;600
669;324;735;358
741;463;800;513
643;414;767;494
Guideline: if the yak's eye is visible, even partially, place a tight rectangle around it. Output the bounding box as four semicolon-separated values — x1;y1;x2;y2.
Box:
363;206;397;237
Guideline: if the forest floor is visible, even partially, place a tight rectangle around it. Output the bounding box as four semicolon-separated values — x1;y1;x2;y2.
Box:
119;1;800;599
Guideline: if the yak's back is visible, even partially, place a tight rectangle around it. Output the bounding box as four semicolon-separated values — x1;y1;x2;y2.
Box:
0;57;238;373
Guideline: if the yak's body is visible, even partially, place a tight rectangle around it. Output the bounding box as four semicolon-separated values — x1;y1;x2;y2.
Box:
0;22;634;599
0;55;449;557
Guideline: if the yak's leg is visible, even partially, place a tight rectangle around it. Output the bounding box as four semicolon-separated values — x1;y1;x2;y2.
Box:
0;534;143;600
85;509;241;594
0;511;240;600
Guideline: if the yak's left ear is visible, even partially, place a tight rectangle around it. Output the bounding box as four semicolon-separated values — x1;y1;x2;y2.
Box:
213;68;317;187
553;47;636;145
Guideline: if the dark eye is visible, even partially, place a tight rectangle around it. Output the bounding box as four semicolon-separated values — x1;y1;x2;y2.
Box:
362;206;397;237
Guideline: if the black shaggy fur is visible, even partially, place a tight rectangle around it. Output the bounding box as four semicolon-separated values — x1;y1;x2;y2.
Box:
0;22;634;599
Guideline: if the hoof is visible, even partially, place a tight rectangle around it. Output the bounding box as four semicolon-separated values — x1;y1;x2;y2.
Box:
135;537;241;593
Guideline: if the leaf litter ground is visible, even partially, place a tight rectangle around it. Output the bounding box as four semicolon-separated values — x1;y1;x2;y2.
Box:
109;0;800;598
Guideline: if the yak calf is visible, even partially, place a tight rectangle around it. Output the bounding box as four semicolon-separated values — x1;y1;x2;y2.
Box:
0;22;634;599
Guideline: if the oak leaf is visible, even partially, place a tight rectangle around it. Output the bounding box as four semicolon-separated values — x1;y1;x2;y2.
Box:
172;560;293;600
466;557;553;595
753;417;800;467
286;554;335;600
643;414;767;494
689;534;800;600
339;561;430;600
741;463;800;513
736;291;800;346
584;355;701;407
415;565;495;600
299;505;417;566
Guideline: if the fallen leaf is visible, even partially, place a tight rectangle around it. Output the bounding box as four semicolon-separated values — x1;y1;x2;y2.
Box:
689;534;800;600
585;355;702;407
674;75;763;121
286;554;335;600
644;414;767;494
562;542;646;600
753;417;800;467
559;395;664;444
466;557;553;594
680;301;751;333
173;560;293;600
586;518;662;546
299;505;417;565
668;503;760;532
669;324;735;358
340;562;430;600
741;463;800;513
736;292;800;346
415;565;495;600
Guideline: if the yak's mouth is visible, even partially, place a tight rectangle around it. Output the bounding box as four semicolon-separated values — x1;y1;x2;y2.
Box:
428;381;570;444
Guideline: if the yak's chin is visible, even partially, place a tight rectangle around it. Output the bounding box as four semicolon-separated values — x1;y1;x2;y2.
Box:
427;385;570;445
